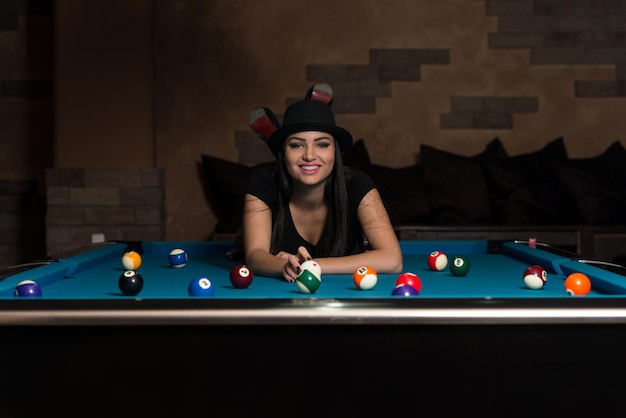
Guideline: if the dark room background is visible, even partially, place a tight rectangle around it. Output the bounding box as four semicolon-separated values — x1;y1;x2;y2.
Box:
2;0;626;268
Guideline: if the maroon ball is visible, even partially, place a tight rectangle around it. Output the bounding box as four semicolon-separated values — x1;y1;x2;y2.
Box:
230;264;253;289
523;264;548;290
524;265;547;279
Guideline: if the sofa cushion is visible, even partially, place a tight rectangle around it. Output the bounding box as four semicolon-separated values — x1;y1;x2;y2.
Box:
343;139;430;224
342;139;371;169
363;163;431;225
200;155;254;233
600;141;626;190
420;138;507;224
482;137;570;225
551;141;626;225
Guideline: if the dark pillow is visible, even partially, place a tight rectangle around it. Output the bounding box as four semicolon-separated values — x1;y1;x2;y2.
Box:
200;155;253;233
363;164;431;225
342;139;371;169
551;141;626;225
420;137;507;224
600;141;626;190
481;137;570;225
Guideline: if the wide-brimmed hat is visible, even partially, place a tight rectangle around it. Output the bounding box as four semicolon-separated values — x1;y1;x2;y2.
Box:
267;100;353;156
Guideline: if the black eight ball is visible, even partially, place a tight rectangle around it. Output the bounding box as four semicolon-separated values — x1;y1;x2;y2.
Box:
119;270;144;296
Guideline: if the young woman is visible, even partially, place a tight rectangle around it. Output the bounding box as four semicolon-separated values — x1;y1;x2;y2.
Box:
243;85;402;282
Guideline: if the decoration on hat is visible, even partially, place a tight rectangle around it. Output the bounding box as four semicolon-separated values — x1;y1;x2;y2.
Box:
305;83;334;105
248;83;352;156
248;106;280;145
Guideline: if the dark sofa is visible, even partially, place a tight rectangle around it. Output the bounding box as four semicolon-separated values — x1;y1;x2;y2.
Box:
201;137;626;262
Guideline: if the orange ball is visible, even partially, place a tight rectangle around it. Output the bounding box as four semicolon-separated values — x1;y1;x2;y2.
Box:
121;250;142;271
353;265;378;290
564;272;591;296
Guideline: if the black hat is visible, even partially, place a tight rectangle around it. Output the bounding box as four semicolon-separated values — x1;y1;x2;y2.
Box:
267;100;353;156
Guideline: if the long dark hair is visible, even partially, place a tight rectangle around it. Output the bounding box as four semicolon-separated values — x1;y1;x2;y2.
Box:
270;142;349;256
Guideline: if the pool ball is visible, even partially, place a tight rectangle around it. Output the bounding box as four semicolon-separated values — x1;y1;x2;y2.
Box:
169;248;188;268
230;264;253;289
449;256;470;276
301;260;322;277
14;280;42;297
427;251;448;271
391;284;420;297
523;265;548;290
564;272;591;296
296;269;321;294
353;265;378;290
121;250;142;270
118;270;144;296
188;276;216;297
395;272;422;293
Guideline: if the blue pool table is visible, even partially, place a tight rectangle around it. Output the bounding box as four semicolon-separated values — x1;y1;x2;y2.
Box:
1;240;626;416
1;239;626;324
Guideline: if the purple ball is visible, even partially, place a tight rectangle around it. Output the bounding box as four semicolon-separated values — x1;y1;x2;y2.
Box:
391;284;419;297
14;280;42;297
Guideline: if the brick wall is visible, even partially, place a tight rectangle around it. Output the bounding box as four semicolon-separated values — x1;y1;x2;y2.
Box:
442;96;540;129
233;45;542;162
486;0;626;97
233;1;626;165
45;168;165;258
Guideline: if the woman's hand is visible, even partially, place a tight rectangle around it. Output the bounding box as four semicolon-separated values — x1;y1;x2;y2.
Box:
277;246;313;282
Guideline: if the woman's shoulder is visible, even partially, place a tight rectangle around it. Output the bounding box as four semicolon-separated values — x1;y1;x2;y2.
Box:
247;162;276;199
344;167;376;202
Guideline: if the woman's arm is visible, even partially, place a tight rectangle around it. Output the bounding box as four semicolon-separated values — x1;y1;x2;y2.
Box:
243;189;403;279
312;188;403;275
242;193;303;281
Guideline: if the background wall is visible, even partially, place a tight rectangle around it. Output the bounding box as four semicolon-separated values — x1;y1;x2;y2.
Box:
153;0;626;241
2;0;626;264
55;0;154;169
0;0;52;268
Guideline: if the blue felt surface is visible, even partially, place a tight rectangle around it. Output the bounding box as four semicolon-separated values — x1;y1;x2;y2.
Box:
1;240;624;299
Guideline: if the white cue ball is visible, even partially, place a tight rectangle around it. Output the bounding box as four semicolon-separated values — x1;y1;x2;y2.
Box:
523;273;546;290
300;260;322;277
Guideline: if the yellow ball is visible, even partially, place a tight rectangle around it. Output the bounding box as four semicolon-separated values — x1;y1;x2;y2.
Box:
122;250;142;270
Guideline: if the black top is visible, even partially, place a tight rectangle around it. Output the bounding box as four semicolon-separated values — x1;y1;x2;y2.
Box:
246;165;376;257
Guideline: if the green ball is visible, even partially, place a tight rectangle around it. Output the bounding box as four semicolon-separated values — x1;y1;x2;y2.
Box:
296;269;321;294
449;255;470;276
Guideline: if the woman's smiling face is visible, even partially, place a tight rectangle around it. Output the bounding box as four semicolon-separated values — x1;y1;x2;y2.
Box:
283;131;336;186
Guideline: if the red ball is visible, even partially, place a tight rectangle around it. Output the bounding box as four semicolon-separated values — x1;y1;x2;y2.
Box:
395;272;422;293
427;251;448;271
230;264;253;289
564;272;591;296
